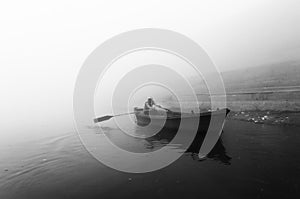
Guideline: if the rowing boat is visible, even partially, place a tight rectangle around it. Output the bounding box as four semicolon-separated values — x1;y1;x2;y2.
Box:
134;107;230;133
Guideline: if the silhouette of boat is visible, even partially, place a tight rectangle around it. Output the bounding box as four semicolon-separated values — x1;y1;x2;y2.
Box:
134;107;230;133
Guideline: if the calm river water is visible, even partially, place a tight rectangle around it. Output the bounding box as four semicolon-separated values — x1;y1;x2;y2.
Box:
0;119;299;199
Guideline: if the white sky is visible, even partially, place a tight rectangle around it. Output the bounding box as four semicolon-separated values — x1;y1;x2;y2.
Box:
0;0;299;141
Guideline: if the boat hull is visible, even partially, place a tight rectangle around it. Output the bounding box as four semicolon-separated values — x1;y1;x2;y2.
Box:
134;108;230;133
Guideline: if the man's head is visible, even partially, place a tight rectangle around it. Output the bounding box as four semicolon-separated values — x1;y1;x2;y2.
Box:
147;97;153;105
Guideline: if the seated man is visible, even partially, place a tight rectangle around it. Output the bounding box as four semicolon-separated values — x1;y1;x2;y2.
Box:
144;97;166;115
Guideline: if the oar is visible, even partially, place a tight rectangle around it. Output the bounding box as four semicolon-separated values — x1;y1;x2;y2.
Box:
93;112;135;123
154;105;172;112
162;107;172;112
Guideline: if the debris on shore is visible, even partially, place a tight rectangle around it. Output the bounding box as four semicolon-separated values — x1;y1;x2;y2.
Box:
228;110;300;126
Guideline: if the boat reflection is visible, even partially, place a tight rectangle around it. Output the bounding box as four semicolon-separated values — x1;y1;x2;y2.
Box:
145;127;232;165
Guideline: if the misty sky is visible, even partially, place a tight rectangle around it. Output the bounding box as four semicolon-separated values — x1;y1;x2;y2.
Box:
0;0;299;141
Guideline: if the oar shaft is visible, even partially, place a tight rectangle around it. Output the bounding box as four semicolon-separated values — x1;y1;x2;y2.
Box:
94;112;136;123
114;112;135;117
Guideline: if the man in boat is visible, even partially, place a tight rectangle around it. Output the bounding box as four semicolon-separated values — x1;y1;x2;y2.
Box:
144;97;166;115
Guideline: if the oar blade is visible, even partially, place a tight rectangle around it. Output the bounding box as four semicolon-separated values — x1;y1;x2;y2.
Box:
94;115;113;123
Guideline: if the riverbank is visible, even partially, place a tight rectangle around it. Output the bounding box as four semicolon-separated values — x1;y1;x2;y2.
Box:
228;110;300;127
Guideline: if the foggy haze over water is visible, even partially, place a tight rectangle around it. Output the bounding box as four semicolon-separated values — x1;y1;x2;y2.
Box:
0;1;300;199
1;0;300;143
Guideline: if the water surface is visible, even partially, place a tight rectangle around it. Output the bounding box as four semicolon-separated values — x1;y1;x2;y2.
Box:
0;120;299;199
